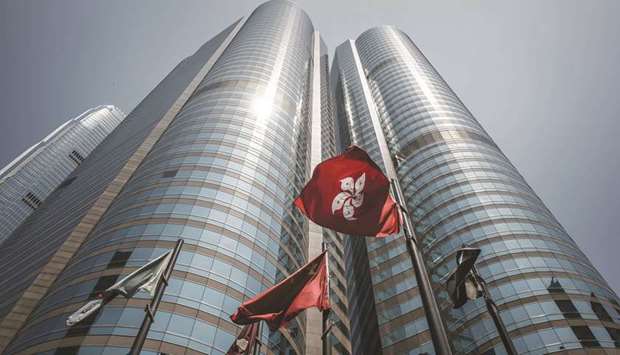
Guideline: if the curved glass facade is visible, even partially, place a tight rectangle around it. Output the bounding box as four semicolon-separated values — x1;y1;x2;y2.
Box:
0;20;237;343
3;5;617;355
0;105;125;244
331;40;389;355
3;1;320;354
333;26;620;354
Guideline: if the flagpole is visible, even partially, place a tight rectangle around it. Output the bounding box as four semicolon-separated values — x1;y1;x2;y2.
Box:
471;266;517;355
321;243;331;355
390;179;453;355
128;239;184;355
252;322;261;355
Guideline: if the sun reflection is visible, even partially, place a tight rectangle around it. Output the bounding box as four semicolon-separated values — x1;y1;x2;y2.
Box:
251;96;273;119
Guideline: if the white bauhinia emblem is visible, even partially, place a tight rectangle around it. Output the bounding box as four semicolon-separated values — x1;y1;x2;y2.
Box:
331;173;365;221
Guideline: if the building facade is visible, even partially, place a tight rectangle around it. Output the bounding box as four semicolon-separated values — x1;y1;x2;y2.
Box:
331;26;620;355
2;3;619;355
0;1;350;355
0;105;125;244
310;33;353;355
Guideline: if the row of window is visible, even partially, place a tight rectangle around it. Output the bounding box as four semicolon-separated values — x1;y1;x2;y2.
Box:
336;28;620;355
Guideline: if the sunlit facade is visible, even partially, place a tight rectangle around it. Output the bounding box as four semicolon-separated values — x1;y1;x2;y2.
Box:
0;105;124;244
332;26;620;354
2;4;618;355
0;1;352;354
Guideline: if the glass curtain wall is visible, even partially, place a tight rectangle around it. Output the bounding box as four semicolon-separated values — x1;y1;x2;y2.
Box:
4;1;318;354
0;105;125;244
333;26;620;355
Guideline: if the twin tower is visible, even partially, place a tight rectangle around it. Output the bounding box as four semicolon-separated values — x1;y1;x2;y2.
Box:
0;1;618;354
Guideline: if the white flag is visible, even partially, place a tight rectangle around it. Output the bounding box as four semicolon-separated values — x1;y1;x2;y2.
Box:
67;251;172;326
107;251;171;297
66;299;105;326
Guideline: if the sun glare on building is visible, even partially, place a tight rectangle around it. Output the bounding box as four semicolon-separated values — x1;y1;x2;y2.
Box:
251;96;273;119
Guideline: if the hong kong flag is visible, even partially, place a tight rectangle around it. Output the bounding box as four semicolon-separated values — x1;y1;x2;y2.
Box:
230;252;330;331
294;146;400;237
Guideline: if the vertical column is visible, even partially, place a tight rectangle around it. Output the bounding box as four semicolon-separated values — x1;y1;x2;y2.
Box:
305;30;325;355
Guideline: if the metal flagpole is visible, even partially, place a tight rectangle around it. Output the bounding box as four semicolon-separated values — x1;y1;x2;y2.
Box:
252;322;262;355
471;266;517;355
321;312;331;355
129;239;184;355
390;179;453;355
321;242;332;355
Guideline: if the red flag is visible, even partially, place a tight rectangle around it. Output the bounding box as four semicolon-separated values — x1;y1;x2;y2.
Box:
294;146;400;237
226;323;259;355
230;252;330;331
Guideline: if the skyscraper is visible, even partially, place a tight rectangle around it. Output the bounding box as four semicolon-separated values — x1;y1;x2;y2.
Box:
332;26;620;354
0;1;351;355
2;2;618;355
0;105;125;244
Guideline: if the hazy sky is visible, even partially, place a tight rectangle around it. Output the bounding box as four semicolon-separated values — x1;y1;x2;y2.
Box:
1;0;619;292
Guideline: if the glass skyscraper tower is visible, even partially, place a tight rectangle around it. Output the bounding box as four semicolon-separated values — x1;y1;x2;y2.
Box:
0;105;125;244
332;26;620;354
0;1;350;354
1;2;618;355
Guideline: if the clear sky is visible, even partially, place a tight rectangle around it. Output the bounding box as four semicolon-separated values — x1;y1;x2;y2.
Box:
1;0;619;292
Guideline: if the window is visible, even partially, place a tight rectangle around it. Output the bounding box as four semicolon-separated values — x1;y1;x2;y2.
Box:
107;251;132;269
556;300;581;319
90;275;118;298
54;346;79;355
605;327;620;348
591;300;612;322
571;326;600;348
69;150;85;165
22;192;42;209
162;169;178;178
